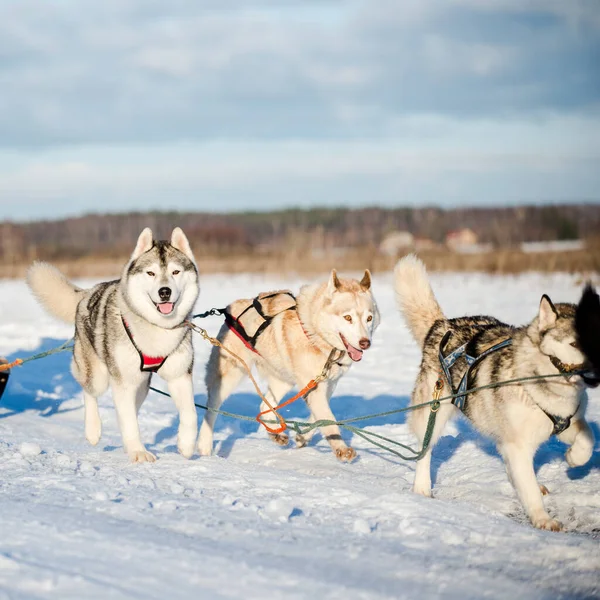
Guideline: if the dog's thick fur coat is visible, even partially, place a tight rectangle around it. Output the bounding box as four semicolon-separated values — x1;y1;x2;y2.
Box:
395;255;595;531
198;270;379;460
27;228;200;462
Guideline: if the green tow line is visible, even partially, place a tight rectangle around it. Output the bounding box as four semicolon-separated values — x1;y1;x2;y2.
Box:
0;336;581;462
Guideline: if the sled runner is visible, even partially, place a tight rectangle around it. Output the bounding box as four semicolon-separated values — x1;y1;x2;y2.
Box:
0;357;9;401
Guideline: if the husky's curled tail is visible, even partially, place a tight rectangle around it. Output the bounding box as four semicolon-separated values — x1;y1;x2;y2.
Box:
27;262;83;324
393;254;444;345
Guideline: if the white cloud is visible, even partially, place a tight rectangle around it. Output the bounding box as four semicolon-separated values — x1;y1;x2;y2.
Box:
423;36;516;77
0;0;597;147
0;0;597;217
1;113;598;219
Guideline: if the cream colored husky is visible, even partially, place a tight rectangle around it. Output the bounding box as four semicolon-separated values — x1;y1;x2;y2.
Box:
198;270;379;461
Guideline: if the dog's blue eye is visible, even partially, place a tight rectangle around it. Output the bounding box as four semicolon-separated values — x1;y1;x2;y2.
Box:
147;271;155;277
172;270;180;276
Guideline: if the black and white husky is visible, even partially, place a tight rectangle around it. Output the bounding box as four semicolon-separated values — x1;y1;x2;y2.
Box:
395;255;598;531
27;228;200;462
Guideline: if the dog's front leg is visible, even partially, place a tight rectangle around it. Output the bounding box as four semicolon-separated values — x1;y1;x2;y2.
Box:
112;380;156;463
306;383;356;462
558;417;595;468
167;373;198;459
500;442;561;531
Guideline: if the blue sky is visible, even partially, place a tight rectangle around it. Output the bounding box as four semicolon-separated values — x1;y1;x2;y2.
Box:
0;0;599;220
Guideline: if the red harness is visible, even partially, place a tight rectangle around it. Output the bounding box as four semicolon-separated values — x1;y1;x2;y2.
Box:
225;313;261;355
224;295;336;361
224;292;297;356
122;318;168;373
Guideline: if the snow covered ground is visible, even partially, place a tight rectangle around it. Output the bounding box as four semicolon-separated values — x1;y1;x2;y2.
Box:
1;271;599;600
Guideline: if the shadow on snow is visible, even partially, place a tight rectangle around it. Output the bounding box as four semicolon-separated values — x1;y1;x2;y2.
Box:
3;338;599;479
0;338;79;419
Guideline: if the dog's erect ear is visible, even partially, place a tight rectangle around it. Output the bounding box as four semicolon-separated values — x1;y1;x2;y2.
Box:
170;227;195;261
131;228;153;260
539;294;558;332
359;269;371;291
327;269;342;294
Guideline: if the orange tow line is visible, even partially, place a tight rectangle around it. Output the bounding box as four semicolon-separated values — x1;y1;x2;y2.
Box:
185;320;342;434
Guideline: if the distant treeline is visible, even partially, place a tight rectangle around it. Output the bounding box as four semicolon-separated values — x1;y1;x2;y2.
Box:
1;204;599;264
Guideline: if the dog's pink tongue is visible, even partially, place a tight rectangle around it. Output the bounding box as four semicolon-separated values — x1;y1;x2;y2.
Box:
158;302;174;315
347;345;363;362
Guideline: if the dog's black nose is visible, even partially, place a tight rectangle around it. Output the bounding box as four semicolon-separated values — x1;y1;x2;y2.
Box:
359;338;371;350
158;287;171;301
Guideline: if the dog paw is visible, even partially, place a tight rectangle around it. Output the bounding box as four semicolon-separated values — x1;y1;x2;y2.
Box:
413;484;433;498
566;445;592;468
85;425;101;447
295;434;307;448
197;441;213;457
129;450;157;464
335;446;357;462
532;514;562;532
178;440;195;459
539;484;550;496
85;413;102;446
269;433;290;447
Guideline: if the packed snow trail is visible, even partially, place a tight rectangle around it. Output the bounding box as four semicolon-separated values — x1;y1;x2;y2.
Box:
1;272;599;599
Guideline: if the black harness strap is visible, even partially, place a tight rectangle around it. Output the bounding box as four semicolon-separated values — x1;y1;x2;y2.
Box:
0;358;9;401
439;331;512;411
542;355;582;435
195;307;227;319
539;409;574;436
224;311;260;354
194;293;345;371
225;292;297;352
122;317;169;373
439;331;578;435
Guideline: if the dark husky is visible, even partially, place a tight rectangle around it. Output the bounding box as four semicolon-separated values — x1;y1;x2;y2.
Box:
395;255;598;531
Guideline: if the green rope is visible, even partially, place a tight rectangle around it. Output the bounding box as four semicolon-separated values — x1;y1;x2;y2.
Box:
5;336;583;462
16;339;75;365
148;385;440;460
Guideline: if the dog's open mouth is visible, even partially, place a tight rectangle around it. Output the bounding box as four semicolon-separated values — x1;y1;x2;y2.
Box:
340;333;363;362
155;302;175;315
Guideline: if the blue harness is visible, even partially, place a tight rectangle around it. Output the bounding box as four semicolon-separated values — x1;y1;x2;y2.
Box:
438;331;573;435
438;330;512;412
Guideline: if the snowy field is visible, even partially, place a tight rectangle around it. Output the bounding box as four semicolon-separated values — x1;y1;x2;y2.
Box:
1;271;599;600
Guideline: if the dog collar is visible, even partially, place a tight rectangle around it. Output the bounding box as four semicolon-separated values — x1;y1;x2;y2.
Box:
122;317;168;373
549;355;584;375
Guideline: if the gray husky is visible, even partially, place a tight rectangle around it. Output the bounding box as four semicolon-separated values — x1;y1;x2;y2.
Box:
395;255;596;531
198;270;379;461
27;228;200;463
